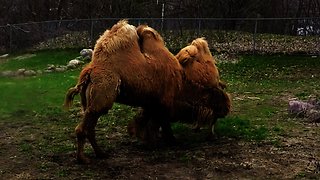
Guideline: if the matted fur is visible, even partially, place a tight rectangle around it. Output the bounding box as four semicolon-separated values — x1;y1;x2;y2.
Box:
190;37;214;61
175;38;220;89
128;34;231;142
64;20;185;163
176;38;231;131
94;20;138;60
65;21;231;162
137;25;164;44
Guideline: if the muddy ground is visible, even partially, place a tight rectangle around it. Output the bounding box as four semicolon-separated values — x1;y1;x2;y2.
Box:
0;114;319;179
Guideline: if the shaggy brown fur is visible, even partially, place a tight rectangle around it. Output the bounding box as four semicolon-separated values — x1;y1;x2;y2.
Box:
128;86;231;142
175;38;231;131
65;21;231;162
128;37;231;142
175;37;220;88
64;20;185;163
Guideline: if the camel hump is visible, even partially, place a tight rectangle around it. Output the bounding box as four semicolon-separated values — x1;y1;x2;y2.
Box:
94;19;138;56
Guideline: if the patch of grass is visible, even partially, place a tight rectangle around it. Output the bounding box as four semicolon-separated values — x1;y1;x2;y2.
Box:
295;92;310;100
171;122;190;134
296;172;306;178
0;49;79;71
57;169;70;177
19;142;33;153
217;55;320;141
0;51;319;179
0;52;320;166
215;117;269;141
98;104;138;132
220;55;320;92
0;70;80;116
179;153;192;163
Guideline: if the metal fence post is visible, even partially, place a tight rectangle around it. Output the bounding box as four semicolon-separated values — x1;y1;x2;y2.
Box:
253;19;258;55
8;24;13;53
198;19;201;36
90;19;94;48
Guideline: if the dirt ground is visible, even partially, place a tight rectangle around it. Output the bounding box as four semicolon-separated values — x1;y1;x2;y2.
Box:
0;116;319;179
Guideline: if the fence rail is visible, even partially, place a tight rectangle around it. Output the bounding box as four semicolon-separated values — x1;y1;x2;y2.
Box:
0;17;319;54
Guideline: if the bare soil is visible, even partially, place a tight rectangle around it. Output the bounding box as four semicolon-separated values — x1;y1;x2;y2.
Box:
0;115;319;179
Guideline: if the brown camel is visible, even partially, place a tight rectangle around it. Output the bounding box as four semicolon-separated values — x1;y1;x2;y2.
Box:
127;29;231;143
65;20;231;163
64;20;186;163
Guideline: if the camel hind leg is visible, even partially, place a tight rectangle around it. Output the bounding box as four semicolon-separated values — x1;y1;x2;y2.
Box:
75;72;121;163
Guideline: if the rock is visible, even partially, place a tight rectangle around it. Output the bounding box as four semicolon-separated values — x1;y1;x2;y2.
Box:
288;100;315;116
14;54;36;60
306;109;320;123
206;173;214;179
80;49;92;59
47;64;55;70
1;70;15;77
82;56;91;62
289;98;320;123
16;68;26;76
0;54;9;58
36;70;42;74
44;70;53;73
24;70;36;76
67;64;77;69
55;67;67;72
68;59;82;66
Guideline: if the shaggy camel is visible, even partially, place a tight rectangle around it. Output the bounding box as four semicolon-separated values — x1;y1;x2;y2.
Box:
64;20;187;163
65;20;231;163
127;30;231;143
174;38;231;131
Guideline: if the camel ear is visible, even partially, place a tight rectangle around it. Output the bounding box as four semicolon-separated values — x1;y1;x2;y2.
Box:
145;28;159;40
176;45;198;64
136;25;148;37
137;26;158;40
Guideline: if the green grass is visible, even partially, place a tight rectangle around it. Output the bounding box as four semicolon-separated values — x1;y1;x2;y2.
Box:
1;51;320;145
0;49;80;71
215;55;320;140
215;117;269;141
0;70;80;116
0;50;319;179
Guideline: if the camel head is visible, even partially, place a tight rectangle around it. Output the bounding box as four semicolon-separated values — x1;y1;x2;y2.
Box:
176;37;217;65
175;45;198;65
192;86;231;120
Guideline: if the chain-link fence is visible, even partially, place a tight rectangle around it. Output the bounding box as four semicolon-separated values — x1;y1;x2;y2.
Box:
0;18;319;54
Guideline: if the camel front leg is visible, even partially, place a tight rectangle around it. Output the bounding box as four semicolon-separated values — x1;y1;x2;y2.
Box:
158;108;176;144
206;117;218;141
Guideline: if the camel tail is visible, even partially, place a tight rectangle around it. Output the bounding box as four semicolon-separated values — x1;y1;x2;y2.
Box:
63;86;80;110
63;65;92;110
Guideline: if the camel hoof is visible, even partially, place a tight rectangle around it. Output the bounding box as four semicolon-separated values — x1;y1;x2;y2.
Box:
206;133;218;141
192;127;200;133
164;136;177;146
95;151;108;159
77;156;91;164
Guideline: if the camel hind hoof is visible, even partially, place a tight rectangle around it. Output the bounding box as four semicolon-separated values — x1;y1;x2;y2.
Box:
77;155;91;164
95;151;109;159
